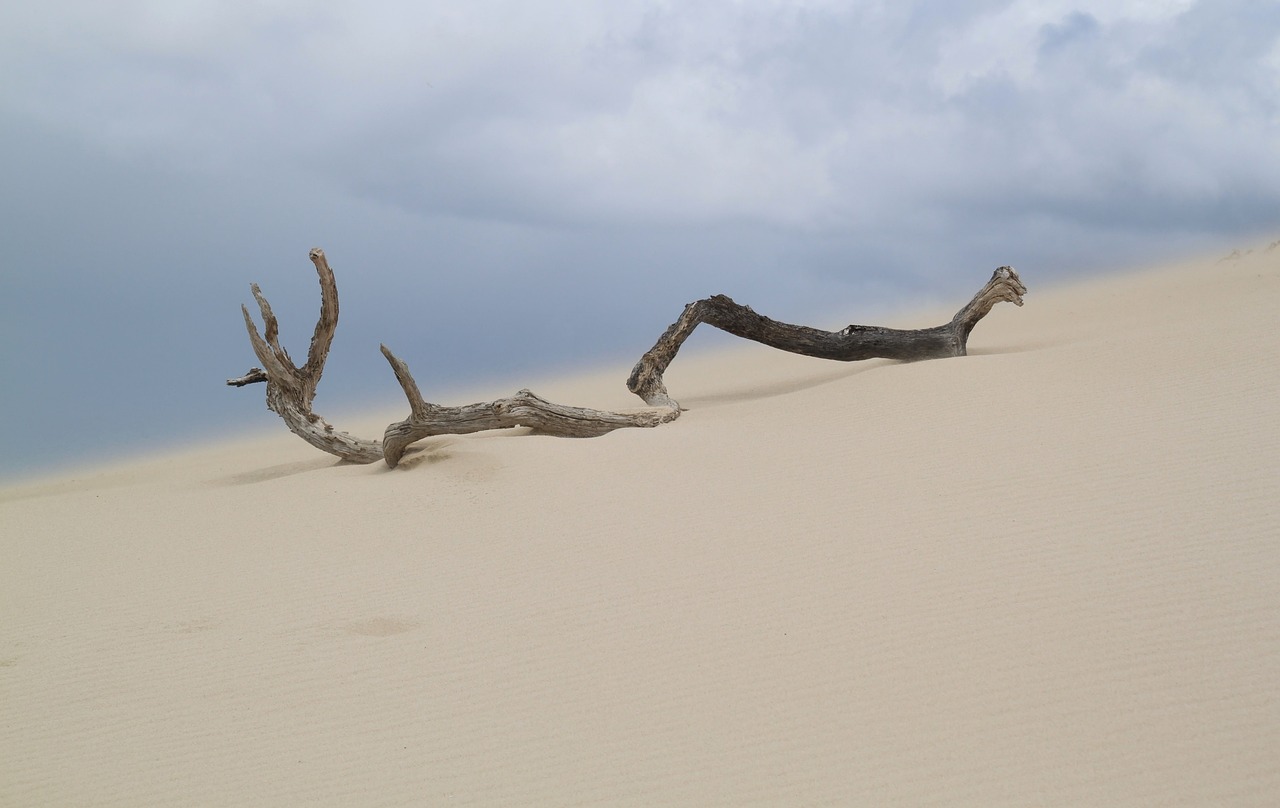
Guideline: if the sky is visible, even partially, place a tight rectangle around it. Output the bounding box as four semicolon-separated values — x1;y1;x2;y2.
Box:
3;0;1279;479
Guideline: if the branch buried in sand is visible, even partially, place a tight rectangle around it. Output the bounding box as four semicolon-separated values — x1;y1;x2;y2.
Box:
229;249;1024;468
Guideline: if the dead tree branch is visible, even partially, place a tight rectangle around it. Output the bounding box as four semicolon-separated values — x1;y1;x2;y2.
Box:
230;251;1024;468
627;266;1025;408
228;248;384;464
226;368;268;387
379;346;680;468
230;249;679;467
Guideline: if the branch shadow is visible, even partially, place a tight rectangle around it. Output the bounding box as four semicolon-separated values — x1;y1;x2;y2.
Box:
207;457;342;486
678;359;894;407
966;339;1065;356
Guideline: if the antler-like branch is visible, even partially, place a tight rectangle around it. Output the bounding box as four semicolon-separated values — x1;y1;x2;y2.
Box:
303;248;340;383
229;248;680;469
228;249;385;464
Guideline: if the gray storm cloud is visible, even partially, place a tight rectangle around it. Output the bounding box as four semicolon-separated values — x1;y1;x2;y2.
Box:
2;0;1278;477
8;1;1276;233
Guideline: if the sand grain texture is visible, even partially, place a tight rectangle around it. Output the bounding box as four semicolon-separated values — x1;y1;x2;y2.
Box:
3;252;1278;806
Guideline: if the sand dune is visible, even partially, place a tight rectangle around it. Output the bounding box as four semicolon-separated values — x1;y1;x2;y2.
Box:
3;249;1278;806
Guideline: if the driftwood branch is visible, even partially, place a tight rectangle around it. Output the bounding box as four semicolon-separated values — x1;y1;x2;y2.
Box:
627;266;1025;407
231;251;1024;468
230;249;679;467
229;248;385;463
379;346;679;468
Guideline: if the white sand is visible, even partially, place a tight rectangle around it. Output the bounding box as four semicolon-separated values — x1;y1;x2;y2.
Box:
3;249;1278;806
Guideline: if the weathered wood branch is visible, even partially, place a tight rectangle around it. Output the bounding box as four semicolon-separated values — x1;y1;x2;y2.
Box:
230;249;680;468
226;367;268;386
627;266;1025;407
231;251;1024;468
378;346;679;468
229;248;384;464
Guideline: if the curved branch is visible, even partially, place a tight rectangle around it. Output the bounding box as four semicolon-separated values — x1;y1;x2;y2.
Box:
229;248;680;469
228;249;384;464
302;247;340;382
628;266;1025;407
379;346;679;468
229;253;1024;470
949;265;1027;343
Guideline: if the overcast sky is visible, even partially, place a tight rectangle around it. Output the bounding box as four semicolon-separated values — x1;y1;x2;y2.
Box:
3;0;1279;479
